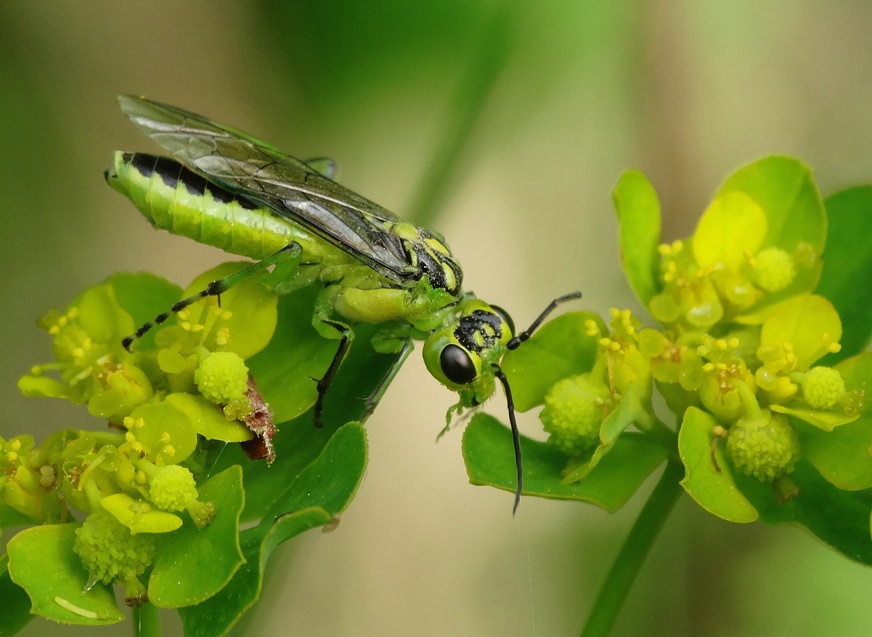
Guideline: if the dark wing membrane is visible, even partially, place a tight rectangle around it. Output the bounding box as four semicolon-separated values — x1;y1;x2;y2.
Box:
303;157;338;180
117;95;414;281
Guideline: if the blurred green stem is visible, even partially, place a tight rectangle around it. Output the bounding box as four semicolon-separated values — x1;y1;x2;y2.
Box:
579;459;684;637
133;602;160;637
407;3;516;227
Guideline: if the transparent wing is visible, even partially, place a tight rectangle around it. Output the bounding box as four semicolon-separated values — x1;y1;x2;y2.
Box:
117;95;414;281
303;157;338;180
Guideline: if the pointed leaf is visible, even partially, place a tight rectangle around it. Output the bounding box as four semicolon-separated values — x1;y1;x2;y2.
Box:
263;422;368;519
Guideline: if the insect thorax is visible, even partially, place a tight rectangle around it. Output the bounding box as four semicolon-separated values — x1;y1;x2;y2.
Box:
390;222;463;297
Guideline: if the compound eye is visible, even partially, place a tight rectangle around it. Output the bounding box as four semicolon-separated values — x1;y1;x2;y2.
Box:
489;304;515;338
440;344;477;385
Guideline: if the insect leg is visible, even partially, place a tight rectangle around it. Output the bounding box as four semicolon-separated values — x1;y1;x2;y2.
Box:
361;339;413;422
506;291;582;350
123;242;303;351
492;365;523;516
313;319;354;428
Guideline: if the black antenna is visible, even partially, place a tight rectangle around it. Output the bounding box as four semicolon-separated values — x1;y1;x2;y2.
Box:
492;365;523;515
507;291;583;351
499;291;582;514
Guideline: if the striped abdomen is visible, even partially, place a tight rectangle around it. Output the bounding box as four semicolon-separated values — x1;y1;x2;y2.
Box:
106;152;329;261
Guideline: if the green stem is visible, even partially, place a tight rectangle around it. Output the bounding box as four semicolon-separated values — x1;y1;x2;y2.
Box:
407;3;516;227
622;391;676;455
651;419;680;460
634;407;676;452
731;379;761;419
579;459;684;637
132;602;161;637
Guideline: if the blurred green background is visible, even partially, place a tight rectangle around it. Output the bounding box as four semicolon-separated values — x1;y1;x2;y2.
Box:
3;1;872;635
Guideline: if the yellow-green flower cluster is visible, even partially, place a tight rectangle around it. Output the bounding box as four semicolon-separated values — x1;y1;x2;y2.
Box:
638;191;854;483
0;433;66;522
540;375;610;454
537;308;651;457
800;366;846;410
195;351;252;420
726;411;800;481
542;163;859;492
73;510;155;605
8;265;279;602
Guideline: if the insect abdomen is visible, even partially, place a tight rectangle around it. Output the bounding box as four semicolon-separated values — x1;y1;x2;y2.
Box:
106;152;301;260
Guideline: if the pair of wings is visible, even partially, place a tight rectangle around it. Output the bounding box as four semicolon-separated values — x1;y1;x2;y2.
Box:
118;95;417;283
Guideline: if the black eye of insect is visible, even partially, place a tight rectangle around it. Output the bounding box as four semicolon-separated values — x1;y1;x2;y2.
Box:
440;344;477;385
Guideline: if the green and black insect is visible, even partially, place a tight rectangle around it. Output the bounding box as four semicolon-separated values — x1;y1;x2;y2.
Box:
105;95;580;513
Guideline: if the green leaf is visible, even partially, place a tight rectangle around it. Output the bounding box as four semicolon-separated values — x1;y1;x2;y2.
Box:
462;413;667;512
501;311;605;412
148;466;246;608
680;405;872;564
717;156;826;253
693;191;767;271
178;507;331;637
817;186;872;363
262;422;368;519
217;320;406;523
213;420;334;524
716;156;826;304
734;461;872;565
6;524;125;626
129;400;199;465
182;262;279;360
797;352;872;490
100;493;182;534
178;424;368;636
246;285;340;423
106;272;182;352
758;294;841;370
613;169;662;305
0;554;33;635
0;504;34;529
678;407;758;523
164;393;253;443
770;404;857;432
